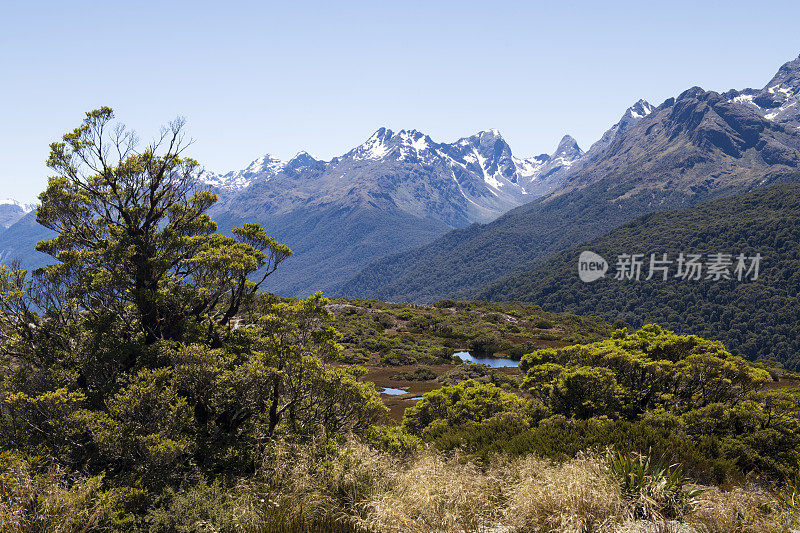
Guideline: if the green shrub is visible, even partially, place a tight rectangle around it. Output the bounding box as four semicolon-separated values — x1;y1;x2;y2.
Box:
366;425;421;456
608;450;702;519
392;367;437;381
403;380;529;436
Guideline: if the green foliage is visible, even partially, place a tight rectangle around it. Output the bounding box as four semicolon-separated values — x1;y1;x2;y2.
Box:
145;477;243;533
83;367;195;486
402;379;530;436
609;450;701;519
329;298;613;366
515;325;799;480
550;366;623;419
23;107;292;347
365;425;421;456
413;326;800;483
0;109;388;528
438;362;521;391
483;183;800;371
520;324;771;419
0;291;388;492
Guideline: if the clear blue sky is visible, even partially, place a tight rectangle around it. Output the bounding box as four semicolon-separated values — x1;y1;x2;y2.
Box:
2;0;799;202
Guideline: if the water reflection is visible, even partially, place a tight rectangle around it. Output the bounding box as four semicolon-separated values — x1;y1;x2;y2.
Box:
452;351;519;368
378;386;410;395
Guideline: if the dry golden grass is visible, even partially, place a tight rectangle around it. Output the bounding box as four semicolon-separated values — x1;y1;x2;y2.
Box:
0;460;116;533
686;486;799;533
3;439;799;532
503;454;627;532
363;450;505;532
258;436;397;522
355;445;800;533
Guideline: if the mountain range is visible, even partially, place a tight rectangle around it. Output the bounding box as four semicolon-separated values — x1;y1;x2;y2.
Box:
0;199;33;230
203;128;584;225
203;127;591;295
2;53;800;307
338;54;800;302
0;126;584;295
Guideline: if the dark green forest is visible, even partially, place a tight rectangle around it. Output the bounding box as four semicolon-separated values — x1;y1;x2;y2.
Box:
481;184;800;370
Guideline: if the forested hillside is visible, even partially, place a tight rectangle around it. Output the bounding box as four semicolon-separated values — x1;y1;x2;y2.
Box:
338;80;800;303
480;183;800;370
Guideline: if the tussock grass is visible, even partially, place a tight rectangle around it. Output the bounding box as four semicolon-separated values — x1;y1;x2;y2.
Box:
356;446;800;533
503;454;626;532
688;486;798;533
2;440;799;532
0;457;120;533
363;450;505;532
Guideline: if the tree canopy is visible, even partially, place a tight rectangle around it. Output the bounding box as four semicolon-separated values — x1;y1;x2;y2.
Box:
23;106;292;347
0;109;387;525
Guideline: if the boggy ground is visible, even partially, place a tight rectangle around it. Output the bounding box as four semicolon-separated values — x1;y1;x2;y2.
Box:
325;298;609;420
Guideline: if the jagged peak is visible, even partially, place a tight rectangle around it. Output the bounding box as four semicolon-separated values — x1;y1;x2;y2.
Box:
764;53;800;91
627;99;654;119
287;150;318;164
476;128;503;138
365;127;392;143
245;153;282;168
0;199;34;213
363;127;432;144
196;152;285;191
677;86;711;101
350;127;436;161
554;135;583;159
364;127;430;142
396;128;426;137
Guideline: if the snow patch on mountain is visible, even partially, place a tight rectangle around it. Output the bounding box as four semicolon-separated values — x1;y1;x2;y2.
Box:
584;99;654;160
0;199;34;213
198;154;285;191
727;54;800;130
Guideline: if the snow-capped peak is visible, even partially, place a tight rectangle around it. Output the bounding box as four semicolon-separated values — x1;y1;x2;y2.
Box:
511;135;584;196
244;154;283;174
289;150;313;160
627;99;655;119
350;128;394;160
583;99;653;160
726;54;800;129
198;153;285;191
0;198;34;212
477;128;502;138
349;128;436;161
554;135;583;160
764;53;800;92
